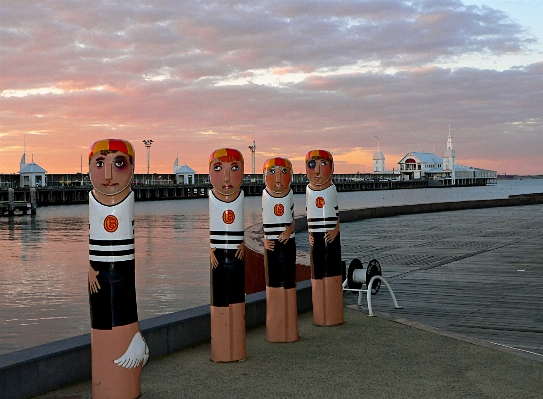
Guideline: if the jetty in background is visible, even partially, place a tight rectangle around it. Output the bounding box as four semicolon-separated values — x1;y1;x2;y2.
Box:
0;171;498;213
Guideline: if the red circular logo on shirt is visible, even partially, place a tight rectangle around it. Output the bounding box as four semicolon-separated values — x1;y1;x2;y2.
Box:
222;210;235;224
316;197;325;208
274;204;285;216
104;215;119;233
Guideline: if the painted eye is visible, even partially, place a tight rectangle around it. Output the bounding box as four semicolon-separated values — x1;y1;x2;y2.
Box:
231;164;239;171
282;168;288;174
96;160;104;167
115;159;125;168
214;165;222;171
307;160;316;169
321;160;328;166
269;169;275;175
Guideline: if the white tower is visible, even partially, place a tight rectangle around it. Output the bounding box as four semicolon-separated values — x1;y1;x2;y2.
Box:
373;151;385;173
373;136;385;172
442;128;455;185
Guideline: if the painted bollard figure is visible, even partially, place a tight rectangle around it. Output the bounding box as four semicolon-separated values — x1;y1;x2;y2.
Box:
88;139;148;398
208;148;246;362
262;157;299;342
305;150;344;326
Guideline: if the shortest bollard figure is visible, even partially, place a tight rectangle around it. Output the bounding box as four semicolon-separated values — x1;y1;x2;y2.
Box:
305;150;344;326
88;139;148;399
208;148;246;362
262;157;299;343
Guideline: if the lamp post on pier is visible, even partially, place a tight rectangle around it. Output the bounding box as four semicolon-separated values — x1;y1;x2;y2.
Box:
248;140;256;175
143;140;153;176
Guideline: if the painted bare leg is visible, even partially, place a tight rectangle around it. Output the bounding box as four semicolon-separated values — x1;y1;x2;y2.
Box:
323;275;344;326
311;278;325;326
266;286;286;342
230;302;246;361
91;322;143;399
210;305;231;362
284;287;299;342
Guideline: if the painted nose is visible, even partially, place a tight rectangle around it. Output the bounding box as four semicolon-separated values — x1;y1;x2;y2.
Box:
315;162;321;175
275;170;282;183
104;162;113;179
224;167;230;182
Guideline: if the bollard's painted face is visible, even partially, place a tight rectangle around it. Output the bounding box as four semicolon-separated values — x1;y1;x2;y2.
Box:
306;156;333;188
209;158;244;200
89;151;133;203
265;166;292;196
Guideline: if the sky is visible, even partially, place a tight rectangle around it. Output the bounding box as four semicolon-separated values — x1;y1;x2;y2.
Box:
1;0;542;176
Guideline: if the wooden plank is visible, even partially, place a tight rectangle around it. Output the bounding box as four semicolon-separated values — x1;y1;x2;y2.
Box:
334;204;543;360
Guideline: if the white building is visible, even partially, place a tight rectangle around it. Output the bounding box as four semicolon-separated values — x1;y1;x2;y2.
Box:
19;161;47;187
173;158;196;184
398;152;443;180
397;133;496;186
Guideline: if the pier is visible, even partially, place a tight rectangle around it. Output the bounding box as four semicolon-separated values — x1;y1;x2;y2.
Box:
0;188;36;216
0;179;431;210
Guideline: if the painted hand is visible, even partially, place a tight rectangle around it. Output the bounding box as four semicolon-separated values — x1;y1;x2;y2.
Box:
264;238;275;251
235;241;245;260
88;264;101;294
324;221;339;243
278;222;293;243
210;247;219;269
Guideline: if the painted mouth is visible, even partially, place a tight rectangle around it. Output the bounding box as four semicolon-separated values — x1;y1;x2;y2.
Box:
103;183;119;187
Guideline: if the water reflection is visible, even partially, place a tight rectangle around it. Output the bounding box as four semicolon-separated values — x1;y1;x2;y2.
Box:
1;180;542;354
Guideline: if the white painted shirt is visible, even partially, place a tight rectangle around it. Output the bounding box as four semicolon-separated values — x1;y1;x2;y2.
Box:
262;188;295;240
89;191;135;263
306;184;339;233
209;190;244;250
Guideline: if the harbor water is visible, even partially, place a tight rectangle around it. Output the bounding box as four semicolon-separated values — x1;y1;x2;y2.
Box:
1;180;542;355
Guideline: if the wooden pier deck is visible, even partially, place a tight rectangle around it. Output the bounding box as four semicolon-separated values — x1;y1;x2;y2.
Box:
334;204;543;361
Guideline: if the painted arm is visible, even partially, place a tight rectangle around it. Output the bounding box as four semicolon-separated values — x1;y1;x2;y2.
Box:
324;219;340;243
278;221;294;243
308;232;314;247
88;264;101;294
264;238;275;251
210;247;219;269
235;241;245;260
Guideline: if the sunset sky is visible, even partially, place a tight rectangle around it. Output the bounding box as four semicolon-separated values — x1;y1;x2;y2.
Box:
1;0;542;175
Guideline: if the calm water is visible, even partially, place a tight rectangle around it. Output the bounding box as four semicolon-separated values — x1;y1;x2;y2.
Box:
1;180;542;355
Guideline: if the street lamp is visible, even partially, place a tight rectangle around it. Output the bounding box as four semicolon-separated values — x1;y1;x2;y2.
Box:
248;140;256;175
143;140;153;175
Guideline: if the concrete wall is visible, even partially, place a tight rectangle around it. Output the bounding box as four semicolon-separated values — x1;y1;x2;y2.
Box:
0;281;313;399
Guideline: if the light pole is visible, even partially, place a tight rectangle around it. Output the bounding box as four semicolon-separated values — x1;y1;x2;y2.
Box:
248;140;256;175
143;139;153;175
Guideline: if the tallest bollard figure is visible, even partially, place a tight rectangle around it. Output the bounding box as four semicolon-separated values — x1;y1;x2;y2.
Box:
208;148;246;362
88;139;148;399
305;150;344;326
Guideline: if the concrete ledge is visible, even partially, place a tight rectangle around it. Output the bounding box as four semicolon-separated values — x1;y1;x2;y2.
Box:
0;281;312;399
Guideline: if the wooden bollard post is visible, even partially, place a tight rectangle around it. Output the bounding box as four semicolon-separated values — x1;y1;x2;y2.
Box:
305;150;344;327
29;187;37;215
88;139;148;398
8;188;14;216
208;148;246;362
262;157;298;342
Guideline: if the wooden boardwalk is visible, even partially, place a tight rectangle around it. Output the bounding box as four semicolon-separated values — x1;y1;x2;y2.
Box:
301;204;543;361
